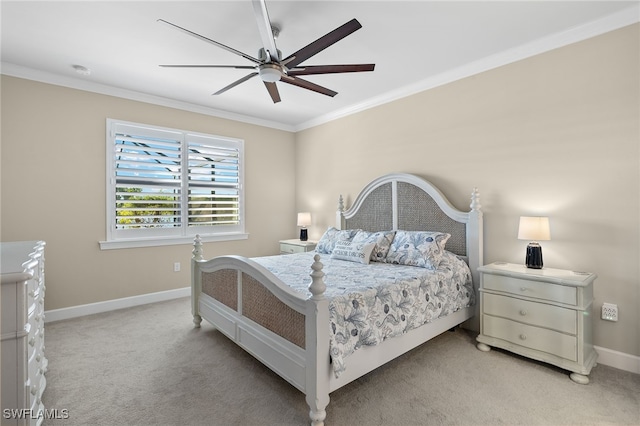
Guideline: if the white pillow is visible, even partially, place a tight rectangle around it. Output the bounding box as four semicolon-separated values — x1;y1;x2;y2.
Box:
330;241;376;265
351;230;396;262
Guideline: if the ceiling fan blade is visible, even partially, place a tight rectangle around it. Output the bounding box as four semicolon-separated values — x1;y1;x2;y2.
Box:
280;75;337;97
263;81;281;103
213;72;258;95
252;0;279;62
282;18;362;69
160;65;256;69
158;19;261;65
288;64;375;76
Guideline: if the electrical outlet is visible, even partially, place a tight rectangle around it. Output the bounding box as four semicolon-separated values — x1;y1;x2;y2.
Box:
173;262;181;272
601;303;618;322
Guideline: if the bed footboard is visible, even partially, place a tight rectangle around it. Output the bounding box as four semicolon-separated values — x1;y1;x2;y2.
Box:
191;236;331;426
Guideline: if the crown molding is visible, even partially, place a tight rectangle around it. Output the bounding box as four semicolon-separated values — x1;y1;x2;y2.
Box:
0;62;296;132
294;3;640;132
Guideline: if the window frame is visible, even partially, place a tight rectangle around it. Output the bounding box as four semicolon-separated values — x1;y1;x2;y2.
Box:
100;119;247;250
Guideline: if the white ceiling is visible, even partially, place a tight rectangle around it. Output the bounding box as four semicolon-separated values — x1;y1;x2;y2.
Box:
1;1;638;131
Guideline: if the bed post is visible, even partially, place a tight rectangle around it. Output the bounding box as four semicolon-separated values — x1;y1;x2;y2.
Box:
336;194;345;229
191;234;203;328
467;188;483;332
305;254;330;426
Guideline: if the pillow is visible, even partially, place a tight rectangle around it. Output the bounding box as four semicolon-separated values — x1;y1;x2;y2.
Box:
315;227;360;254
330;241;376;265
351;230;396;262
385;230;451;270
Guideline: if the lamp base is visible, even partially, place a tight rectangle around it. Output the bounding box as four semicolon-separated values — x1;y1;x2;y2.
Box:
299;228;308;241
525;243;543;269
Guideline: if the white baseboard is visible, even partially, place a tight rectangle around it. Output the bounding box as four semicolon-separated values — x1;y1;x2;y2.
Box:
594;345;640;375
44;289;640;376
44;287;190;323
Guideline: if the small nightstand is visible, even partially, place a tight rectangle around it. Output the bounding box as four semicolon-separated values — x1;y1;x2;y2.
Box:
279;239;317;254
476;262;598;384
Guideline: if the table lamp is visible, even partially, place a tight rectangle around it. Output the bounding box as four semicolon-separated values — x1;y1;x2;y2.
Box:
517;216;551;269
297;212;311;241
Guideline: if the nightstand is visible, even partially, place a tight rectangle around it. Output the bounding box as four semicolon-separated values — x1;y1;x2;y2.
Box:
476;262;598;384
279;239;317;254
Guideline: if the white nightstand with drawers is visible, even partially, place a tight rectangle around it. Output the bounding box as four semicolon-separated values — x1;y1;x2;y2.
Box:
476;262;598;384
279;239;317;254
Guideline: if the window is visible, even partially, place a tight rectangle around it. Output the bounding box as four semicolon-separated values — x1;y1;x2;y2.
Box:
101;119;245;249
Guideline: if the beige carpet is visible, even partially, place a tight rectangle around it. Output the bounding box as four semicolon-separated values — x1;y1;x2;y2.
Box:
42;297;639;425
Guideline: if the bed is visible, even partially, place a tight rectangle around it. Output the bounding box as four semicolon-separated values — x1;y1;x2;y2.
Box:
190;173;483;425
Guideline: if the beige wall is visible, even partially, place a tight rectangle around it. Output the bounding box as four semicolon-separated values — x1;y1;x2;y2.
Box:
1;77;297;311
1;24;637;358
296;24;639;357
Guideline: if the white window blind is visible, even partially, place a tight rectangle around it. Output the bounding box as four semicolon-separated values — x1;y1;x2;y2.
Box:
105;119;244;247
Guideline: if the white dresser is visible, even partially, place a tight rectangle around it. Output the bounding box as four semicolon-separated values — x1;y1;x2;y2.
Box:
1;241;47;425
476;262;597;384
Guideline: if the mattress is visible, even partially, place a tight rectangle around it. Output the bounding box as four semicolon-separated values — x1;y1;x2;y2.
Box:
253;250;474;377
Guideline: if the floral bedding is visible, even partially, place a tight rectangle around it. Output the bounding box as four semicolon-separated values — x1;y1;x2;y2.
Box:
252;250;474;377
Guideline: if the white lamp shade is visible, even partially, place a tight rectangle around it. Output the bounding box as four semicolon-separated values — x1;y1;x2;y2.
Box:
518;216;551;241
297;212;311;227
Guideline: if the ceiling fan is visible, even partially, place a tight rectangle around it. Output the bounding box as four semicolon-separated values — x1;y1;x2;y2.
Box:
158;0;375;103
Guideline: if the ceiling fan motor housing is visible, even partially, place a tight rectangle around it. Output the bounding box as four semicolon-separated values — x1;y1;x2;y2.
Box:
258;47;282;62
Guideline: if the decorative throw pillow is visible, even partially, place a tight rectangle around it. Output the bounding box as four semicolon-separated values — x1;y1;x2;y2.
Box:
385;230;451;270
330;241;376;265
351;230;396;262
315;227;360;254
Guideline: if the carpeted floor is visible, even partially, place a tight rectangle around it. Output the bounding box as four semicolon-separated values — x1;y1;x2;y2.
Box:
42;297;639;425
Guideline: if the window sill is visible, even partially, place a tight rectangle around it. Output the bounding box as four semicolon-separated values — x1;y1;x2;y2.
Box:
99;233;249;250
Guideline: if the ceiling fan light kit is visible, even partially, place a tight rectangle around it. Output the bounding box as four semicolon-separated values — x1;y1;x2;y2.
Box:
159;0;375;104
259;64;282;83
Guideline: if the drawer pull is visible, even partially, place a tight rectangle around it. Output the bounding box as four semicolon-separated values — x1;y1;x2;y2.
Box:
519;334;527;341
30;385;38;395
29;337;36;346
519;310;527;316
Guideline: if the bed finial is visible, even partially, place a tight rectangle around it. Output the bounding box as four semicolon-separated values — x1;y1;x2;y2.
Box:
192;234;203;261
308;254;326;300
338;194;344;213
470;187;481;212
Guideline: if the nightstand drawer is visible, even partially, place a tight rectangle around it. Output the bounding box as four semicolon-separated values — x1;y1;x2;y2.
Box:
483;273;576;305
482;315;577;361
483;293;577;334
279;239;316;254
280;243;306;254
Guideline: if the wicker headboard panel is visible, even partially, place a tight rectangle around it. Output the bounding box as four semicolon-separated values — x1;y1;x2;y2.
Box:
339;173;481;261
396;182;466;256
343;182;393;232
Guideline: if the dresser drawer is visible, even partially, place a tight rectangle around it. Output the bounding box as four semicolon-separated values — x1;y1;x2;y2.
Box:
483;293;577;334
482;314;577;361
483;273;576;305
